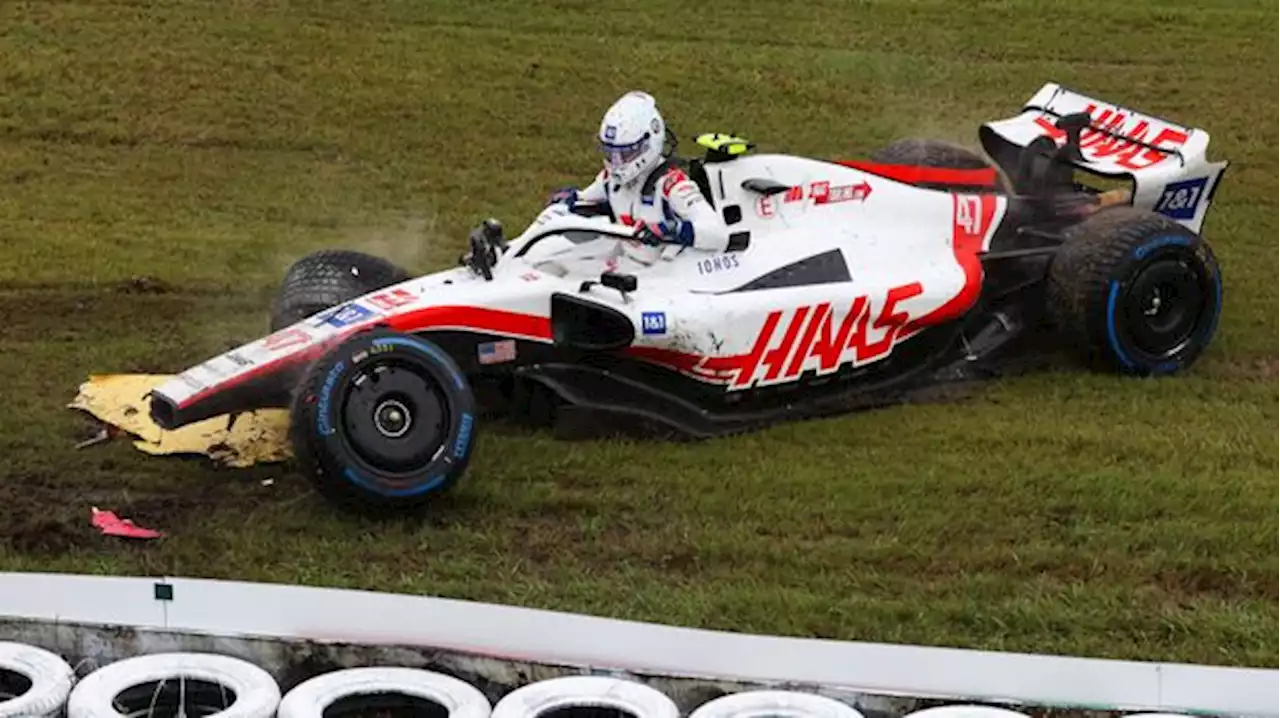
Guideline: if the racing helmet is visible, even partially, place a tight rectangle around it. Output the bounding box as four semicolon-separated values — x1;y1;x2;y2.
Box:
598;91;666;186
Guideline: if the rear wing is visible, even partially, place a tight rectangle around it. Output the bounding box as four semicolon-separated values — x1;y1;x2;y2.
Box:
979;82;1228;234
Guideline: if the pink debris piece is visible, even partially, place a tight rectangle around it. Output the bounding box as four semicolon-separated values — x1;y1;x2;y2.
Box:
91;507;164;539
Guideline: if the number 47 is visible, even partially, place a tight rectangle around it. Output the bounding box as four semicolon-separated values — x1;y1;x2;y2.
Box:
955;196;984;236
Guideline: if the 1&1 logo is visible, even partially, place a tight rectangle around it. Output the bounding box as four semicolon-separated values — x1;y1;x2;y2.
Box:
641;311;667;335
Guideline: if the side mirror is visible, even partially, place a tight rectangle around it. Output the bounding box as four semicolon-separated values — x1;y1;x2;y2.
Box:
578;271;638;301
600;271;638;293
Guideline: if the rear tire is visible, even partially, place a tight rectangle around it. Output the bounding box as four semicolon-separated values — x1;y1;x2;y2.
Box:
1047;206;1223;375
270;250;413;332
289;328;477;514
869;138;1008;192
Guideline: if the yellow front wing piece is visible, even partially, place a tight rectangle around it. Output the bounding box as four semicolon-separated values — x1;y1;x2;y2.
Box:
68;374;291;468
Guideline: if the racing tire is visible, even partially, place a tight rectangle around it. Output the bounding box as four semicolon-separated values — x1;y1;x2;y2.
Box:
270;249;413;332
902;707;1031;718
66;652;280;718
1047;206;1222;376
0;641;75;718
490;676;679;718
277;667;491;718
289;327;478;513
868;138;1009;192
688;691;865;718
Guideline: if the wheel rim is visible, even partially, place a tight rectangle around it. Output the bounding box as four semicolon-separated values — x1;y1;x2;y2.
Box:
1121;254;1208;359
339;359;450;474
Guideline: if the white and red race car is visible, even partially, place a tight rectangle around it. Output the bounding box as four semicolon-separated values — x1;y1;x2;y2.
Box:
147;82;1228;512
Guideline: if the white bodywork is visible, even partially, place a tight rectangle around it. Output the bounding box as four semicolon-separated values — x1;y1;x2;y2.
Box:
155;82;1227;417
980;82;1228;234
155;153;1006;413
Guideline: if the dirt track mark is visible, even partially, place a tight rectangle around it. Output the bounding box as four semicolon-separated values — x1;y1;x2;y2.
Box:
0;280;260;297
0;287;270;371
1216;356;1279;380
1;125;342;156
0;465;291;556
0;288;196;339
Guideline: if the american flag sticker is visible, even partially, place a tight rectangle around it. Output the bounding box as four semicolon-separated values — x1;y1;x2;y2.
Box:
477;339;517;365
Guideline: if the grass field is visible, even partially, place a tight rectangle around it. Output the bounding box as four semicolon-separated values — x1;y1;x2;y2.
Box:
0;0;1275;669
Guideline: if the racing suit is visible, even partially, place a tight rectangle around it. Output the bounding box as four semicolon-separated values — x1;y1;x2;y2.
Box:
546;161;734;268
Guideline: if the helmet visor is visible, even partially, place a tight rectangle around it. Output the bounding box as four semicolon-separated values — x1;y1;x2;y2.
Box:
599;134;651;170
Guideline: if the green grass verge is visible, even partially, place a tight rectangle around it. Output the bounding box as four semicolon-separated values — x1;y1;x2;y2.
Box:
0;0;1275;668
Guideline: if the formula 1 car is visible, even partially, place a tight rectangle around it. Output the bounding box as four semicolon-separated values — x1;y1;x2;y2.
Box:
147;82;1227;512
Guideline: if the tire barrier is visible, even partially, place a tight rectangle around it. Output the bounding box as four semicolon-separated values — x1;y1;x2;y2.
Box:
688;690;866;718
0;641;75;718
66;652;281;718
0;641;1220;718
490;676;680;718
900;708;1036;718
277;666;492;718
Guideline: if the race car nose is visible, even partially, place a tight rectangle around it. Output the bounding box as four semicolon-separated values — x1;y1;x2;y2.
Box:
149;391;179;431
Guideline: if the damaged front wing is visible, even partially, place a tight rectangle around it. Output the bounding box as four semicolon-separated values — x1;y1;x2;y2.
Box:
68;374;290;468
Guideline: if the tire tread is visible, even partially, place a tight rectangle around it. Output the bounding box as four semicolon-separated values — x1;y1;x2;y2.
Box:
868;138;1009;192
1047;206;1220;374
270;250;413;331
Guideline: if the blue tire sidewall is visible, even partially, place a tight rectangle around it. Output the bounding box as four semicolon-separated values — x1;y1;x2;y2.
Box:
1103;232;1222;375
312;331;477;500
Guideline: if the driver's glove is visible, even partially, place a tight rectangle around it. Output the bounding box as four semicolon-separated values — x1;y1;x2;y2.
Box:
547;187;579;206
633;219;694;247
631;221;669;247
533;202;572;227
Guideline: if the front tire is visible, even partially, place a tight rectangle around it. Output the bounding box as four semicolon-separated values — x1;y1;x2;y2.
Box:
289;328;477;513
1047;206;1223;375
270;250;413;332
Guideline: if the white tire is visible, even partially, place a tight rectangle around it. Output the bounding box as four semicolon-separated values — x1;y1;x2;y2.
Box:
492;676;678;718
278;666;491;718
904;707;1030;718
689;690;865;718
67;652;280;718
0;641;75;718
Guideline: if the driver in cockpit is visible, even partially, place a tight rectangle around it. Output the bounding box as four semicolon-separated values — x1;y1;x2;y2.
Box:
539;90;734;267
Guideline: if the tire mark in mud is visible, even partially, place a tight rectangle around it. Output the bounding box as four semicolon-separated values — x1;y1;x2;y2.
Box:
0;278;271;298
0;465;305;557
1212;355;1279;380
0;472;195;554
0;125;342;156
0;282;269;364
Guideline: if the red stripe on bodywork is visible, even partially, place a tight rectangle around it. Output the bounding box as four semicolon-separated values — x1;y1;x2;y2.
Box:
176;343;330;409
626;346;742;382
175;306;552;409
907;194;998;330
387;305;551;339
836;160;999;189
625;346;702;373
